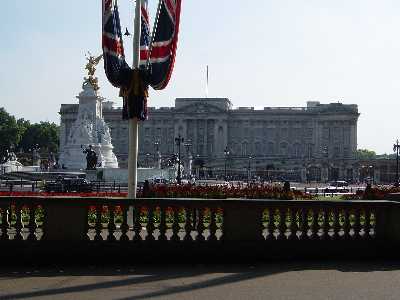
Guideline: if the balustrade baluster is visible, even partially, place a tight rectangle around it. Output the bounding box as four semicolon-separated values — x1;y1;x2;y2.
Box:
171;207;180;242
192;208;197;232
331;208;340;240
120;205;129;242
363;209;371;239
0;205;9;241
260;209;267;241
184;207;193;242
219;208;224;241
342;210;350;239
196;208;205;242
309;209;318;240
298;208;307;240
133;205;142;242
94;205;103;241
38;205;46;241
288;209;297;240
14;204;23;241
83;206;90;242
208;208;217;242
107;205;116;241
27;204;37;241
321;208;329;240
353;209;361;239
266;208;274;241
146;205;155;241
158;206;167;241
277;209;286;240
369;211;376;238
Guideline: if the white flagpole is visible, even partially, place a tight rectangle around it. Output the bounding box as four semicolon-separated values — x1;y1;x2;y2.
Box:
206;65;209;98
128;0;142;199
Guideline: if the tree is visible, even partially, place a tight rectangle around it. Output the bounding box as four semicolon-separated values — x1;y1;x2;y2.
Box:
0;107;24;159
19;122;59;154
0;108;60;164
357;149;377;160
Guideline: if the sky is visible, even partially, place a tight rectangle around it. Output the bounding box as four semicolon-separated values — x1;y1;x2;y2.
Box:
1;0;400;154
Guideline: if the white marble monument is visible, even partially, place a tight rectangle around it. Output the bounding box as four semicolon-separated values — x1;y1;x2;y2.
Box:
59;55;119;170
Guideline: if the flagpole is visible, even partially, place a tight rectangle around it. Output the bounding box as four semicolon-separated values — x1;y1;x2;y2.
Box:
206;65;209;98
128;0;142;199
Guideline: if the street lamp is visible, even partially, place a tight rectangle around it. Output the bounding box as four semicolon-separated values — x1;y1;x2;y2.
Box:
145;153;150;167
175;135;184;184
248;156;252;183
369;165;374;185
394;139;400;186
154;140;159;152
196;154;200;179
28;144;40;166
184;140;192;178
224;147;230;180
154;140;160;168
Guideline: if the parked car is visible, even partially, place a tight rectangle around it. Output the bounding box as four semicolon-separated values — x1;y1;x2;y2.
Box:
44;178;92;193
327;180;349;192
329;180;348;187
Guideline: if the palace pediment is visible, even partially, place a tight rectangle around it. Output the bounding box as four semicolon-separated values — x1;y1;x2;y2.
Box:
175;102;227;114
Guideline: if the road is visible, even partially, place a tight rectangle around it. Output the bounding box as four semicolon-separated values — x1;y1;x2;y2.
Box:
0;261;399;300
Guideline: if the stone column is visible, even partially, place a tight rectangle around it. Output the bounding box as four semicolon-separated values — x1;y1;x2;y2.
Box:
204;119;208;157
374;168;381;184
350;121;357;157
301;167;307;182
338;166;345;181
314;120;322;158
223;119;228;151
353;166;360;183
321;166;329;183
194;119;198;155
214;120;219;157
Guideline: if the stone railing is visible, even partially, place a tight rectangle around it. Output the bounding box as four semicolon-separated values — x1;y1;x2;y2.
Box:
0;197;399;262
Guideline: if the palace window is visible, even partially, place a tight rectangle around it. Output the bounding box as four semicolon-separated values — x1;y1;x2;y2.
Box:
293;143;302;158
280;142;288;156
242;142;248;156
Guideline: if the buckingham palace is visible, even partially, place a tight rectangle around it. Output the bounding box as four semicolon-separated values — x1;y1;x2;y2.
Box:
60;96;359;182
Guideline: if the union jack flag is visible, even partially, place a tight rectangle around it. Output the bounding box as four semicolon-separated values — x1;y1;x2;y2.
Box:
102;0;182;120
146;0;182;90
102;0;131;88
140;0;150;67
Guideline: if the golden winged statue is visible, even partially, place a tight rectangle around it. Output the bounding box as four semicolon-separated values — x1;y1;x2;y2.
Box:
83;52;103;91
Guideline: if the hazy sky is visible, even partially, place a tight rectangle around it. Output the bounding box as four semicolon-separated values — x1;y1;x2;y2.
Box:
1;0;400;154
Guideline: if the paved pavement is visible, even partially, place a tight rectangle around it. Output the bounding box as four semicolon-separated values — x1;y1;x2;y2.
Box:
1;261;400;300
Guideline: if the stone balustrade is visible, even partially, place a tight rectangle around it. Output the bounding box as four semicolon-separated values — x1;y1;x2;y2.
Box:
0;197;399;262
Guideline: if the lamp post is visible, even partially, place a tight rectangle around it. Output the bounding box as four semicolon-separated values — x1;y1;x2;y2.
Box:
29;144;40;166
184;140;192;178
145;153;150;168
224;147;230;180
321;145;329;182
154;141;160;168
369;165;374;185
196;154;200;179
247;156;252;183
175;135;184;184
394;139;400;186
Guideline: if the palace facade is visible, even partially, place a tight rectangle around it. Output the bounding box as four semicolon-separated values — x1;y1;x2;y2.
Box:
60;97;360;182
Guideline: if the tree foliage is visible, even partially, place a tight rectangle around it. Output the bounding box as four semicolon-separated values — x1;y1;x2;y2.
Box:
0;108;24;157
0;107;59;160
357;149;377;160
19;122;59;153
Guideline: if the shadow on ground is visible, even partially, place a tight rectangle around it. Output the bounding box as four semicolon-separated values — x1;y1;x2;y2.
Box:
0;260;399;300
